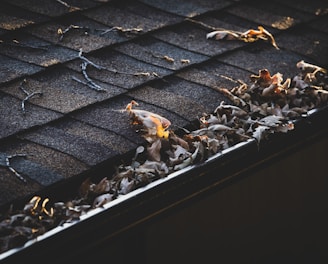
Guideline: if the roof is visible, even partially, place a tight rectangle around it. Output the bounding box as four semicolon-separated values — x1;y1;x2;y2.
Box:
0;0;327;210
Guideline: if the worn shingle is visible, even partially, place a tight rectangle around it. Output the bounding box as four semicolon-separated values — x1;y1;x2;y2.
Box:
22;124;118;166
65;50;172;89
225;1;314;30
114;36;209;70
217;47;309;77
3;140;89;179
147;76;228;113
83;1;180;34
0;32;77;67
6;0;99;17
26;15;121;53
176;61;252;90
0;54;43;84
139;0;232;17
2;66;125;114
276;27;328;65
0;92;62;139
152;21;244;56
0;2;48;30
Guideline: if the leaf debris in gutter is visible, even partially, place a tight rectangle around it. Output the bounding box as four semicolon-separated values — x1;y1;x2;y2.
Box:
0;60;327;254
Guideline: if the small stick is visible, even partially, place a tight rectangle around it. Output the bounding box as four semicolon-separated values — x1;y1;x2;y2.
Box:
5;154;28;183
55;0;80;12
75;49;107;91
96;26;143;36
58;25;87;41
19;79;43;113
72;76;106;91
78;49;105;70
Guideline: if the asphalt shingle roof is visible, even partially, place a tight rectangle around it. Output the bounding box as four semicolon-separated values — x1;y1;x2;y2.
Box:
0;0;327;210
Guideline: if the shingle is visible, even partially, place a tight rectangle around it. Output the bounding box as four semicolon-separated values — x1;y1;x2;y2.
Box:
140;76;227;114
114;36;209;70
7;0;99;17
197;10;265;33
117;1;182;26
152;21;244;56
308;15;328;34
275;27;328;66
0;32;77;67
83;2;172;34
139;0;232;17
0;54;43;84
65;50;172;89
5;154;64;186
225;1;313;30
2;140;89;179
70;97;145;145
127;85;207;122
22;124;118;166
2;66;125;114
0;166;42;208
0;13;38;31
273;0;328;16
0;2;48;30
176;61;251;90
26;15;120;53
52;118;137;156
217;47;307;78
0;92;63;139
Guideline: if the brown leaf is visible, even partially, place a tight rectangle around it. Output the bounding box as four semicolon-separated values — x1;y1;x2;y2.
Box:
147;138;162;162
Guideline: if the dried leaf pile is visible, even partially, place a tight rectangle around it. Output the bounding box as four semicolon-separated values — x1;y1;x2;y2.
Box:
1;61;327;254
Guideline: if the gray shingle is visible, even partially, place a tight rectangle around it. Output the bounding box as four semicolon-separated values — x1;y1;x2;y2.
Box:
139;0;232;17
153;21;244;56
176;61;252;89
83;2;174;34
1;140;89;179
7;0;99;17
0;92;63;139
65;50;172;89
0;2;48;30
114;36;209;70
0;32;77;67
217;47;307;78
0;54;43;84
22;124;118;166
275;27;328;65
225;2;313;30
2;66;126;114
26;15;121;52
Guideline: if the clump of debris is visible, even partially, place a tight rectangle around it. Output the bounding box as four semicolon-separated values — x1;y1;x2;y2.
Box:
1;60;327;254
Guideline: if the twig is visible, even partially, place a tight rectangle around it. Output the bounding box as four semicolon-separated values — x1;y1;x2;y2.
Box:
96;26;143;36
55;0;80;12
78;49;105;70
19;79;43;113
185;18;217;31
75;49;106;91
72;74;105;92
58;25;88;41
5;154;28;183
